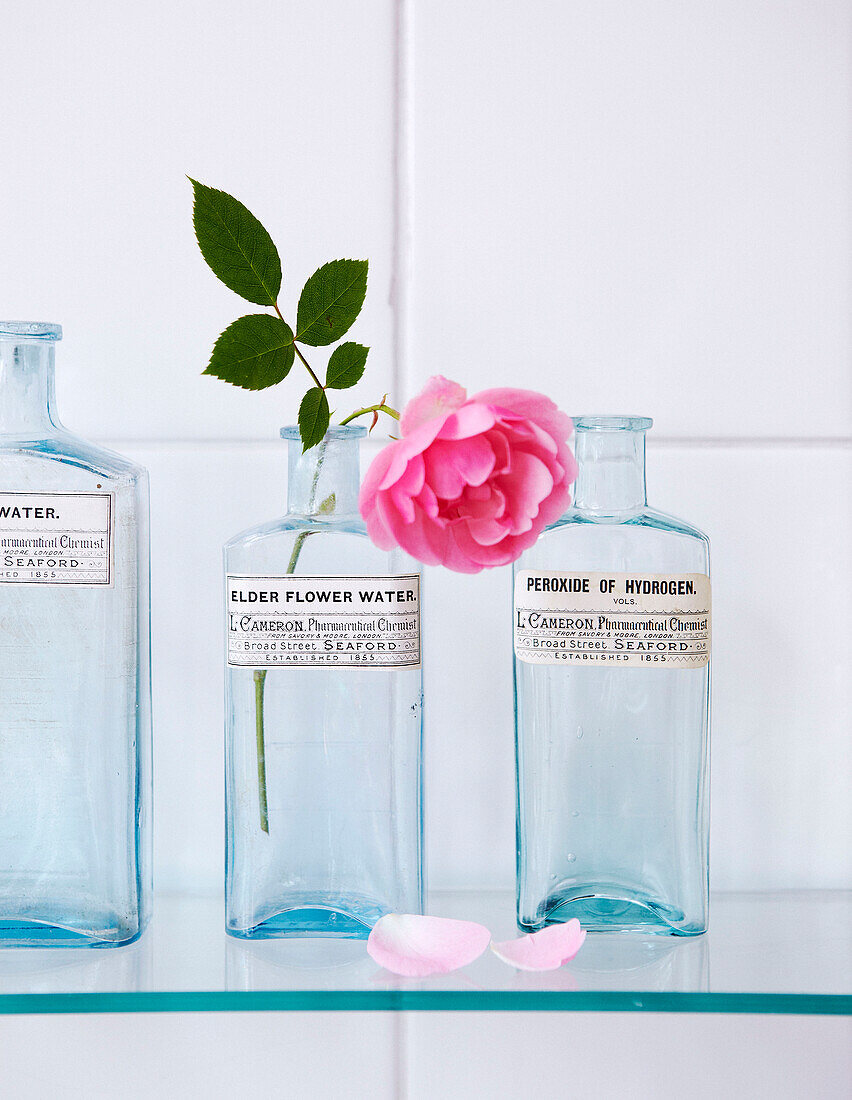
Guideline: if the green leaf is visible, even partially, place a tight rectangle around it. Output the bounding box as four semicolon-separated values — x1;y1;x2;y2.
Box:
204;314;295;390
189;178;281;306
296;259;368;346
325;342;369;390
317;493;336;515
298;387;330;451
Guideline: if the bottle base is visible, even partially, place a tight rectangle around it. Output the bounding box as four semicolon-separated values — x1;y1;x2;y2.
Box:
227;893;390;940
0;918;143;949
520;885;706;937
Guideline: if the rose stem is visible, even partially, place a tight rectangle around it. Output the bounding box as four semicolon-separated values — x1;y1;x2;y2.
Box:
253;418;327;835
339;402;400;425
252;670;269;833
253;305;399;834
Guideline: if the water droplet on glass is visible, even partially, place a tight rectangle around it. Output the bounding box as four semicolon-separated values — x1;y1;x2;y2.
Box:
571;810;580;818
576;726;584;740
566;853;576;863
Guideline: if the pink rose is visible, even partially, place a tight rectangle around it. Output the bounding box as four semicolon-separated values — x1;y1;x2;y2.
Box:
359;376;576;573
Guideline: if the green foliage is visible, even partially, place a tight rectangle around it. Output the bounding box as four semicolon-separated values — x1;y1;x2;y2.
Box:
190;179;376;449
204;315;294;390
190;179;281;306
326;342;369;390
298;387;330;451
296;260;368;346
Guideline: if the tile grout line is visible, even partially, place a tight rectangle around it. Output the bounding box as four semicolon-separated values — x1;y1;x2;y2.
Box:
394;1011;411;1100
390;0;415;412
97;436;852;451
653;436;852;450
392;3;414;1098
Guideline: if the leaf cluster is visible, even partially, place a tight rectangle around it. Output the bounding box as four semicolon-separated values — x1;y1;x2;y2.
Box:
190;179;369;450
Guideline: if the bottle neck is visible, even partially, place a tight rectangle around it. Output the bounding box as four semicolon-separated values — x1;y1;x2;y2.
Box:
285;428;364;517
0;339;61;438
572;422;649;516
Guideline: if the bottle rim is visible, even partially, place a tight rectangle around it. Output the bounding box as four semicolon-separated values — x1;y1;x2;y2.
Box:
0;321;62;342
573;415;653;432
280;424;367;440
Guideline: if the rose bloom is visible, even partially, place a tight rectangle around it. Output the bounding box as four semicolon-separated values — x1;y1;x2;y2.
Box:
359;376;576;573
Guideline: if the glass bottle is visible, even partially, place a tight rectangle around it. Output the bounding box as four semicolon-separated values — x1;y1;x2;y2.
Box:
513;416;710;935
0;321;151;946
224;425;423;938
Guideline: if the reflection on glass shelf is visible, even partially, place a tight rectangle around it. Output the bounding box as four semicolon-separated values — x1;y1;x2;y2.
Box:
0;891;849;1014
551;934;709;993
227;938;377;992
0;938;152;996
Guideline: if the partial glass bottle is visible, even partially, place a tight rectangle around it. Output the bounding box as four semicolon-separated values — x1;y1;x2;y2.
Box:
224;425;423;938
0;322;151;946
513;416;710;935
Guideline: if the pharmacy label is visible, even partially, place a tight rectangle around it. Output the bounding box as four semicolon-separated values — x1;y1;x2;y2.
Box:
0;492;113;586
515;570;710;667
227;573;421;669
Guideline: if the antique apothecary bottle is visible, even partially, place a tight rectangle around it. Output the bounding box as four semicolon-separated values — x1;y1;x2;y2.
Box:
224;425;423;938
0;322;151;946
513;416;710;935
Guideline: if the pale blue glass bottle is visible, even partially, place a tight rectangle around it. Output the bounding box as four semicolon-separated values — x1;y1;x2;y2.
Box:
0;322;151;946
224;426;424;938
514;417;710;935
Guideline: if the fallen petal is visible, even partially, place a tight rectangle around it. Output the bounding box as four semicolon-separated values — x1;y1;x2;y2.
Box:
491;920;586;971
367;914;492;977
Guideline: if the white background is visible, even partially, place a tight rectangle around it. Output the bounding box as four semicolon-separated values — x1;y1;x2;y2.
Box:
1;0;850;1096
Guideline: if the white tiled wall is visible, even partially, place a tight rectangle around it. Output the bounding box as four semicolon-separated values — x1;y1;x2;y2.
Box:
0;1012;848;1100
1;0;397;442
2;1;850;1095
410;0;852;440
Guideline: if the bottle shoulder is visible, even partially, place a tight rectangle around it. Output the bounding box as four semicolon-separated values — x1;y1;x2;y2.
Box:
517;505;710;575
546;506;709;544
635;507;709;544
0;432;147;484
224;514;420;578
225;513;368;552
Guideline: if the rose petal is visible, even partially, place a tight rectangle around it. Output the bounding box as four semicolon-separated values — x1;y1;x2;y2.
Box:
360;377;575;574
359;444;398;513
375;492;443;566
367;914;492;977
389;454;426;523
439;529;488;574
423;436;496;499
400;376;467;435
473;387;573;445
490;920;586;972
437;402;496;441
413;482;440;519
484;428;512;474
498;450;554;530
450;523;520;567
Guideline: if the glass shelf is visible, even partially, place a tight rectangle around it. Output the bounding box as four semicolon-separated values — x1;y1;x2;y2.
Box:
0;891;849;1014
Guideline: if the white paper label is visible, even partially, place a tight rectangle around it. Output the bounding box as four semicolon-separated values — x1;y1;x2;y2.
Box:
226;573;421;669
515;570;711;667
0;492;113;586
